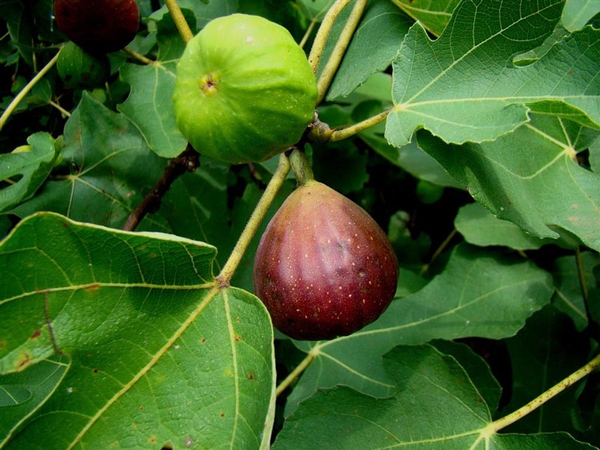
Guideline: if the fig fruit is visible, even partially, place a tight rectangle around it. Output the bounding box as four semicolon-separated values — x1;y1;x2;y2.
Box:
57;42;110;88
253;180;398;340
173;14;317;165
53;0;140;54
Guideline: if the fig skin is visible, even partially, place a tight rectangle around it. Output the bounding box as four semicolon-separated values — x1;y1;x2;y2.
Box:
253;180;398;340
53;0;140;54
173;14;317;165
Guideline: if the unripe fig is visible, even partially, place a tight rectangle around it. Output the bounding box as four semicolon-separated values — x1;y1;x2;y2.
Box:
253;180;398;340
173;14;317;164
53;0;140;54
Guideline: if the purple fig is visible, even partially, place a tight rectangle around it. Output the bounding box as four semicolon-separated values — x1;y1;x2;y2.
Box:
253;180;398;340
54;0;140;54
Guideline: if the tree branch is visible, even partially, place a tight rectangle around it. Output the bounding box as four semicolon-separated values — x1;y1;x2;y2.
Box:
122;145;199;231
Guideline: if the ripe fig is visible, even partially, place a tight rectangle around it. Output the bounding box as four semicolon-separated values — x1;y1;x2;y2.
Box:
53;0;140;54
173;14;317;165
253;180;398;340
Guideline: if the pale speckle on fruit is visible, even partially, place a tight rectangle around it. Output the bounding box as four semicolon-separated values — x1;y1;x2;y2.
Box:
245;36;254;44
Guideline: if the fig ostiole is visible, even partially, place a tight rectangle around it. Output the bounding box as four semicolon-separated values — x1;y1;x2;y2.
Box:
173;14;318;165
253;180;399;340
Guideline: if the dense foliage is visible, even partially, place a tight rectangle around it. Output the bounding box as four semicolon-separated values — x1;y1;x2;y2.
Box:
1;0;600;448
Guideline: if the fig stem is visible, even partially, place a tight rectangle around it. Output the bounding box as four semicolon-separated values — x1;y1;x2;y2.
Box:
216;153;291;285
289;148;315;186
315;0;368;105
166;0;194;43
477;351;600;441
328;108;391;142
275;347;319;397
123;47;155;66
308;0;352;78
0;46;62;132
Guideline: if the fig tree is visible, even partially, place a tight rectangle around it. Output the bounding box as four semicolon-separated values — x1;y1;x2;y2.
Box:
53;0;140;54
253;180;398;340
173;14;317;164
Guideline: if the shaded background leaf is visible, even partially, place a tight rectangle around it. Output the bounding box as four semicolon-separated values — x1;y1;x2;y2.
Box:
0;355;69;446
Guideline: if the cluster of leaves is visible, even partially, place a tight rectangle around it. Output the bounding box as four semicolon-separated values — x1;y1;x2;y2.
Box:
1;0;600;448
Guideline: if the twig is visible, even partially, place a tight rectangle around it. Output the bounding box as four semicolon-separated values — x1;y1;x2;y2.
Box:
0;47;62;132
308;0;353;75
315;0;368;104
122;145;199;231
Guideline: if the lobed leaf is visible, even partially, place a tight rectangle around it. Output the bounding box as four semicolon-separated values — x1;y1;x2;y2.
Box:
0;212;275;448
418;114;600;250
274;344;597;449
386;0;600;147
0;133;59;213
9;93;168;230
284;243;553;415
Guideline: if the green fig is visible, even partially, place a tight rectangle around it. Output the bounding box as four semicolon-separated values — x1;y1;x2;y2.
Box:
173;14;317;165
253;180;398;340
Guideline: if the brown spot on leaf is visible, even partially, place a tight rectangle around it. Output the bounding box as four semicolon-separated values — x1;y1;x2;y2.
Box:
84;283;101;295
30;329;42;339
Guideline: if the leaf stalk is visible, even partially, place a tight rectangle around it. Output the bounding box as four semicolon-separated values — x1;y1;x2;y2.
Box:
308;0;353;78
165;0;194;43
0;47;62;132
314;0;368;104
328;109;391;142
483;351;600;437
276;346;320;397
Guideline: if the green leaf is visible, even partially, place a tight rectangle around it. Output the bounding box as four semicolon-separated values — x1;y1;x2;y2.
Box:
0;132;59;213
284;243;552;415
418;115;600;250
0;212;275;448
502;305;591;434
275;344;596;449
10;93;168;231
455;203;554;250
551;252;600;331
390;0;461;36
324;0;413;100
297;0;335;21
562;0;600;31
118;63;187;158
430;340;502;412
386;0;600;148
0;355;69;445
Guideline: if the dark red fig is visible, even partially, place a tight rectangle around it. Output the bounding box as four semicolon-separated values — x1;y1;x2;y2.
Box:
253;180;398;340
54;0;140;54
